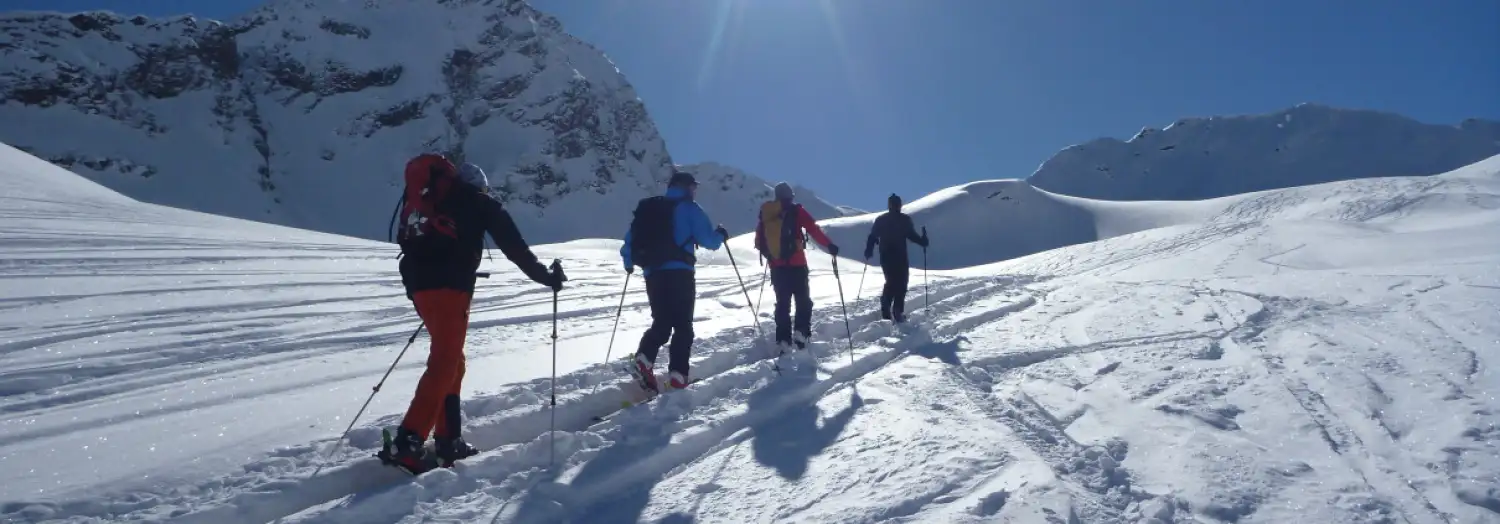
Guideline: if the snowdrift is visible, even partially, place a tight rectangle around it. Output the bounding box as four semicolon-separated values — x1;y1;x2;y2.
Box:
816;179;1233;270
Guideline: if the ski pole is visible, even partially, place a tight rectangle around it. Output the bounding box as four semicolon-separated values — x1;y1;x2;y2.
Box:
548;259;564;468
312;322;424;478
754;264;768;320
724;245;763;340
832;254;856;363
855;262;868;302
588;273;632;396
921;227;929;314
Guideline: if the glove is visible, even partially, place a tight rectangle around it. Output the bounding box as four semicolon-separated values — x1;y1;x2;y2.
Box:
624;263;634;275
827;243;840;257
864;248;873;261
715;224;729;239
543;260;566;292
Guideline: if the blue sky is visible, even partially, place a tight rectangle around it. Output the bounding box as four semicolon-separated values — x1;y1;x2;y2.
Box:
5;0;1498;209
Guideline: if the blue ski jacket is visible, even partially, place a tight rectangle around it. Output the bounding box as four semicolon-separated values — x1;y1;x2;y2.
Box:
621;185;723;275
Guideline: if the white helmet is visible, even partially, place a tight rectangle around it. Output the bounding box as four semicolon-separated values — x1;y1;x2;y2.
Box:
457;163;489;189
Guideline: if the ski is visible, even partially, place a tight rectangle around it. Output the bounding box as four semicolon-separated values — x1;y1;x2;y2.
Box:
590;378;698;423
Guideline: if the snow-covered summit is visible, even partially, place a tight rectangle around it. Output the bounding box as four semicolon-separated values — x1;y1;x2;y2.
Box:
1028;104;1500;201
0;1;822;244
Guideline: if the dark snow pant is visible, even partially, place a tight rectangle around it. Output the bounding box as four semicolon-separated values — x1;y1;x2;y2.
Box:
771;265;813;345
880;261;911;321
637;269;696;376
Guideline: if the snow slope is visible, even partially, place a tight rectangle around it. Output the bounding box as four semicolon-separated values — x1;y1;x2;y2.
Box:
0;1;839;244
816;179;1234;270
1028;103;1500;201
2;139;1499;524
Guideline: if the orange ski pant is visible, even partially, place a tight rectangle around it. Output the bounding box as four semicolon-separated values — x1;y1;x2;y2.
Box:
400;289;471;441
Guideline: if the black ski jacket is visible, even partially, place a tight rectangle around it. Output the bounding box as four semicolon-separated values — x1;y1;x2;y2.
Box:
864;211;927;266
399;183;551;298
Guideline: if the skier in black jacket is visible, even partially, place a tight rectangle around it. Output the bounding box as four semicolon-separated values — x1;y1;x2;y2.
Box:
864;193;928;323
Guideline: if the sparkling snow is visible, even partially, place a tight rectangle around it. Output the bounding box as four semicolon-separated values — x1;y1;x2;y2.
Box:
2;142;1498;523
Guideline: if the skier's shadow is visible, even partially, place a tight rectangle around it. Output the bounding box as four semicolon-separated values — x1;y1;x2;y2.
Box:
911;336;967;367
504;412;673;524
747;363;864;481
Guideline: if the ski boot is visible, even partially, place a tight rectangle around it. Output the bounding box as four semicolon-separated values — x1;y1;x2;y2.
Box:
377;425;435;475
629;352;660;394
667;371;690;390
792;331;810;350
434;435;480;467
772;338;794;357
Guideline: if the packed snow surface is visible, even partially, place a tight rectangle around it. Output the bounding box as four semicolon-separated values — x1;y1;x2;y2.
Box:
2;142;1499;524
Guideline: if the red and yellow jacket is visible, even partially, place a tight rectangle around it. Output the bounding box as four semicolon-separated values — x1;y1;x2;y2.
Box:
755;199;833;267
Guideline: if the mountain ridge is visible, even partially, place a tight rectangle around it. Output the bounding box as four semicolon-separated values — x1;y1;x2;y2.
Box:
1026;103;1500;201
0;1;844;245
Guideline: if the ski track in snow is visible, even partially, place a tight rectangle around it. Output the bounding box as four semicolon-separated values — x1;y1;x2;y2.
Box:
4;146;1500;523
3;257;1016;524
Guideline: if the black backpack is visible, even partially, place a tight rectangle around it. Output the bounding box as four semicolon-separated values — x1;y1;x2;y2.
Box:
629;196;694;270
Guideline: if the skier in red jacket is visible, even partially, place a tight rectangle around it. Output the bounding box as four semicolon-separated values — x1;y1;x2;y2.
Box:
755;182;839;351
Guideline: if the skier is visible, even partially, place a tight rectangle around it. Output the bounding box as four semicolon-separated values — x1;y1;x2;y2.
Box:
385;156;565;472
864;193;928;323
755;182;838;351
621;171;729;391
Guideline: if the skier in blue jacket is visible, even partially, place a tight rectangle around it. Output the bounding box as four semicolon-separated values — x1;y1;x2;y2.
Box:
621;171;728;390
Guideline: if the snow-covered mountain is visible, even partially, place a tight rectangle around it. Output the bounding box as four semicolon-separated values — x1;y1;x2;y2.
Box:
0;1;836;244
678;161;850;229
3;138;1499;523
816;180;1236;270
1028;104;1500;201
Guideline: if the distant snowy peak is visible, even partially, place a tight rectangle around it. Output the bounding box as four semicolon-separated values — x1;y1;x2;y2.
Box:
0;0;684;243
1028;104;1500;201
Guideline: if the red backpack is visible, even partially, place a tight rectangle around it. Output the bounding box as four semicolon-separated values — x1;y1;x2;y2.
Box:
389;153;461;257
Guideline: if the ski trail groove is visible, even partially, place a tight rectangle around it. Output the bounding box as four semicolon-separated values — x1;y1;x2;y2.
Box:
299;280;1038;523
40;278;1012;524
1221;291;1456;524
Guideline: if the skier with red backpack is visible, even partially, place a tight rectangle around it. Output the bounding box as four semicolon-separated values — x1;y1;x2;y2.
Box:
755;182;838;351
381;154;565;473
622;171;729;392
